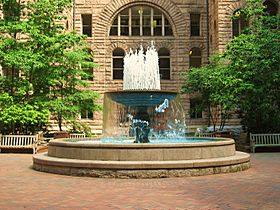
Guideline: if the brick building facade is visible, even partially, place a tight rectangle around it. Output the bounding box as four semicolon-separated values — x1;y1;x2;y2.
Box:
64;0;279;134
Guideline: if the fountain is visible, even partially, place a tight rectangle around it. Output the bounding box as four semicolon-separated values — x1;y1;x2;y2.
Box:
33;43;250;178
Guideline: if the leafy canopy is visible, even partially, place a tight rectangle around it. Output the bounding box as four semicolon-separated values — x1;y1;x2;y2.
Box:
182;0;280;133
0;0;101;134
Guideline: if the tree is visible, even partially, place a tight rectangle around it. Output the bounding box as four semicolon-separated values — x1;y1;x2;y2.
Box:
182;0;280;133
0;0;101;134
182;55;242;131
223;0;280;133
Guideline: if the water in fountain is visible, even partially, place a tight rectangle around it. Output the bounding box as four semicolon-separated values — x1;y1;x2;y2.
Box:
102;91;186;143
102;43;186;143
123;43;161;90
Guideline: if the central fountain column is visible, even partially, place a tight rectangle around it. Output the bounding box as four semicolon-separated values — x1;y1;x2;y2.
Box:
123;43;161;90
102;43;186;143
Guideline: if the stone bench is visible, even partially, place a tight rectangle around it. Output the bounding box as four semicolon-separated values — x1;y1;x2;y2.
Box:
194;128;216;138
69;133;86;139
197;132;216;138
250;133;280;153
0;134;39;154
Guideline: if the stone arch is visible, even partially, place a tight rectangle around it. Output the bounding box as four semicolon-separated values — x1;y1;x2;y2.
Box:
188;42;205;57
224;0;280;16
225;1;246;17
156;41;175;53
95;0;187;38
187;43;206;66
106;40;175;56
106;42;129;56
221;1;247;42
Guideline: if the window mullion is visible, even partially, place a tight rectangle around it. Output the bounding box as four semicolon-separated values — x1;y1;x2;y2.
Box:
118;14;121;36
140;7;143;36
129;8;132;36
162;14;165;36
238;20;241;35
151;8;154;36
110;6;173;37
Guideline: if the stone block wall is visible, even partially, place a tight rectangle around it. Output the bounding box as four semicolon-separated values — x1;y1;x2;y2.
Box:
72;0;211;134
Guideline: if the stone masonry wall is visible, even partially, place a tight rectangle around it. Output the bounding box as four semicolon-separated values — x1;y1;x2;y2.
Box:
72;0;209;134
57;0;280;133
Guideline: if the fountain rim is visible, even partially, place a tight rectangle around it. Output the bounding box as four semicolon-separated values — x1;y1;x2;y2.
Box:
48;137;235;148
104;90;178;94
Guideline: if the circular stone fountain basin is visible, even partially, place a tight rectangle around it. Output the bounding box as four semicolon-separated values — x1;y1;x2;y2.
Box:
47;138;236;161
33;138;250;178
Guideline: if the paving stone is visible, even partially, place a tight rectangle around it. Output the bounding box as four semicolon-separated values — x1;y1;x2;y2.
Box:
0;153;279;209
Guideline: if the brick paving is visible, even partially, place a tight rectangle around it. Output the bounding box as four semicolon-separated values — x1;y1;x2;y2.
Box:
0;152;279;210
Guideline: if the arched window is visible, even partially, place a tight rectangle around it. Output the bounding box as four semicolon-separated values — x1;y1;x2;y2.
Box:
112;48;125;80
264;1;278;16
232;10;248;37
110;5;173;36
158;48;170;80
189;47;201;68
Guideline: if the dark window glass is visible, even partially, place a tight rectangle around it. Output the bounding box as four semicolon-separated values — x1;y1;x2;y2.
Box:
264;1;278;16
232;10;248;37
120;26;129;36
158;48;170;80
143;11;151;36
82;14;92;37
190;99;203;119
159;58;170;67
81;110;93;119
189;47;202;68
113;48;125;80
110;27;118;35
113;70;123;79
190;14;200;36
165;26;173;36
120;8;129;36
112;58;123;68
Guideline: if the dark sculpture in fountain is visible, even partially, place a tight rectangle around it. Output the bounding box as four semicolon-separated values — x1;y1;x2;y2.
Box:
132;119;150;143
102;90;186;144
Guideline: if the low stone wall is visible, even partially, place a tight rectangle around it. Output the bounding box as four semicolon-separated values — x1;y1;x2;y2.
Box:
33;151;250;178
47;138;236;161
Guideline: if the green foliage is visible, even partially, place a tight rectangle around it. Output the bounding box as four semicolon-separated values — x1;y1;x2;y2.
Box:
0;93;49;134
0;0;101;134
1;0;21;21
69;121;94;137
182;0;280;133
224;8;280;133
182;55;241;130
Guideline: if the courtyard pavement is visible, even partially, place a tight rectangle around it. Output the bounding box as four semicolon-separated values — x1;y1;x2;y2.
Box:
0;152;279;210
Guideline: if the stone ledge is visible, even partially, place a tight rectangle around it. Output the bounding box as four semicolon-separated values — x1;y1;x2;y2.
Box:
33;152;250;178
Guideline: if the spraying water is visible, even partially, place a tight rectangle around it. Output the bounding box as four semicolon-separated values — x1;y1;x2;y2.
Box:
102;43;186;143
123;43;161;90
